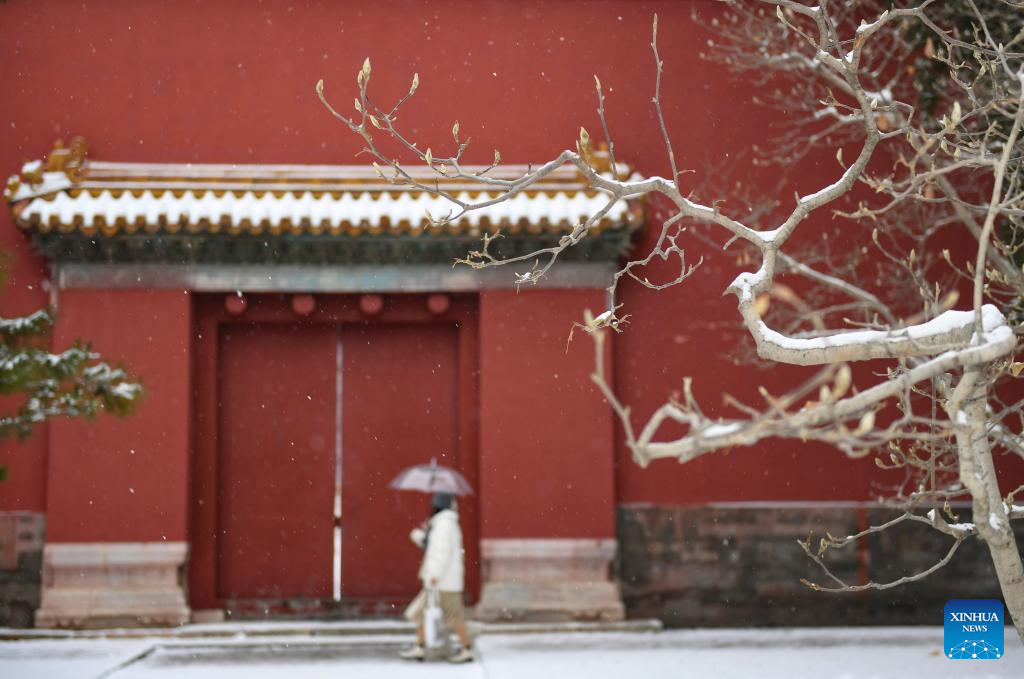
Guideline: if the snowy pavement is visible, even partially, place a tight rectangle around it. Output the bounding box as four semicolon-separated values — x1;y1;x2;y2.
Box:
1;626;1022;678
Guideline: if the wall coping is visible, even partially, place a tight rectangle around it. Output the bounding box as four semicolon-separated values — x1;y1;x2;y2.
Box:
44;541;187;567
481;538;617;559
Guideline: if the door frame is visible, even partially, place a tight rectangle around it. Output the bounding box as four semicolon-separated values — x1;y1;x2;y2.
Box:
188;292;480;615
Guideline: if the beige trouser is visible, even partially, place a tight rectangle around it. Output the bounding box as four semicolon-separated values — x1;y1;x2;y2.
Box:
413;590;466;628
413;590;470;647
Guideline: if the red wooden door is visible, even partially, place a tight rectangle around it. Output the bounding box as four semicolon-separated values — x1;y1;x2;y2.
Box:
217;324;337;600
340;323;460;599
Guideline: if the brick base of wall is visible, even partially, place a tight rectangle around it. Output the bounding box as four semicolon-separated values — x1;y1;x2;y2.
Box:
0;512;46;628
616;504;1023;628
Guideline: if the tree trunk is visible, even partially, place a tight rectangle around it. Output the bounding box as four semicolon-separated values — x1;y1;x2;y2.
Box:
952;369;1024;644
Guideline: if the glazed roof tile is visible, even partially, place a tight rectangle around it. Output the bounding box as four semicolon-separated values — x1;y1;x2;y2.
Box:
6;140;644;238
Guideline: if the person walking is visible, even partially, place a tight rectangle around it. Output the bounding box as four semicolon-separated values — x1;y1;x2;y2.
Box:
399;492;473;663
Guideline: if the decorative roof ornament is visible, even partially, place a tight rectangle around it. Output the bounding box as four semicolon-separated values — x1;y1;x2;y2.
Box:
44;136;89;182
5;137;89;202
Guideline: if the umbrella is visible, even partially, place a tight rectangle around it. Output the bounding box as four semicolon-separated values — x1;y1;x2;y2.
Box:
389;458;474;496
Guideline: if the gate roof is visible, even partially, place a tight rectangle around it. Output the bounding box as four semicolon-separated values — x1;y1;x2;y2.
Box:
6;138;644;266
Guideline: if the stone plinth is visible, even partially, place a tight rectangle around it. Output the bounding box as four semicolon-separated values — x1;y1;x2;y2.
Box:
35;542;189;628
476;538;624;622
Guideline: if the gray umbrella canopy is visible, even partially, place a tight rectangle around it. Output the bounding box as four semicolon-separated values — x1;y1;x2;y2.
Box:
388;458;473;496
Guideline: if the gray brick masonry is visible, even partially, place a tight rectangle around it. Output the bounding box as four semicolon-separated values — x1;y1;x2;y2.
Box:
0;512;45;627
616;504;1023;627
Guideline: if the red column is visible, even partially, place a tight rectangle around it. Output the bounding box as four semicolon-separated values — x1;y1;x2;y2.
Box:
38;288;192;627
477;288;622;620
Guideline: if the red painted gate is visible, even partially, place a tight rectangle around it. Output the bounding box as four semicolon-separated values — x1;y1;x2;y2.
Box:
340;323;459;600
205;307;471;611
217;324;337;600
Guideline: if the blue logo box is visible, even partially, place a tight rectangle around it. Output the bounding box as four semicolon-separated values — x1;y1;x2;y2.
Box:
944;599;1004;659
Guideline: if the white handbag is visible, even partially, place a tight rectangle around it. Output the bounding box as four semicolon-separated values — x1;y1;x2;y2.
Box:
422;588;445;650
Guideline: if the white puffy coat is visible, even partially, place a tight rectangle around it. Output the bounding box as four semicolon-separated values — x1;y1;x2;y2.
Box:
416;508;464;592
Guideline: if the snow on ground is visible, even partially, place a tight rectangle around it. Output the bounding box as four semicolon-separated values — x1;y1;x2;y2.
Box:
481;628;1024;679
0;627;1021;678
0;637;153;679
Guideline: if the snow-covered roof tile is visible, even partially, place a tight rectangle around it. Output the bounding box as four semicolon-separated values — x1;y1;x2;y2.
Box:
6;138;645;238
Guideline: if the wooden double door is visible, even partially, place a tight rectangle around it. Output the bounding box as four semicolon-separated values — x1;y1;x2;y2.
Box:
204;316;473;609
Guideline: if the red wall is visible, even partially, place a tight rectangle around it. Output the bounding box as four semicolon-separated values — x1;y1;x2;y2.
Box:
46;289;191;542
0;0;751;167
480;289;615;537
0;0;951;512
0;427;48;511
